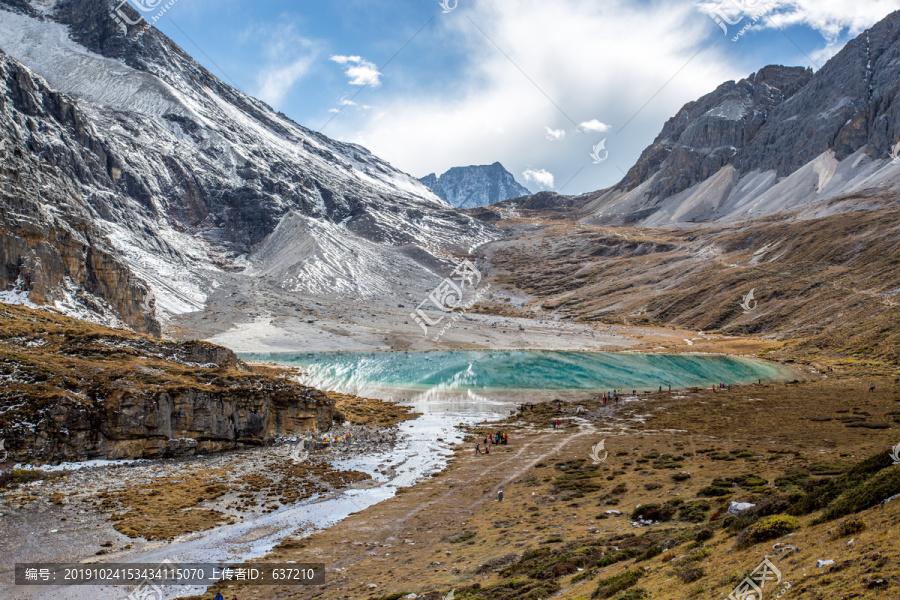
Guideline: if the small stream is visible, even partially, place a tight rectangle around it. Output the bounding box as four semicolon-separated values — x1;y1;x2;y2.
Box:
18;388;516;600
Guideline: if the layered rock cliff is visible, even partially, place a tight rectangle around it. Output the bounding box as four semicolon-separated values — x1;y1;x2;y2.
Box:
577;10;900;225
0;304;333;464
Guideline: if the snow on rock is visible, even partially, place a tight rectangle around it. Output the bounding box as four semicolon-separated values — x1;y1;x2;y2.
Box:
0;0;498;328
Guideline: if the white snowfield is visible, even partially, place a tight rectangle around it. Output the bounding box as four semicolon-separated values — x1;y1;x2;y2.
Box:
0;5;494;324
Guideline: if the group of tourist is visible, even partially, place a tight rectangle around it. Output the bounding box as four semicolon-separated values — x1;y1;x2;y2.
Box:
598;390;619;405
475;430;508;454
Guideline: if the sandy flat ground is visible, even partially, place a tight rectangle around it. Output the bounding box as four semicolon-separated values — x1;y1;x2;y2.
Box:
200;307;780;357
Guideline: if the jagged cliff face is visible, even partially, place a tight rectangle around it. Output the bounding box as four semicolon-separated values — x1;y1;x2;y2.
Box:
580;11;900;226
617;65;813;201
420;162;531;208
0;0;497;329
0;304;333;464
0;50;162;335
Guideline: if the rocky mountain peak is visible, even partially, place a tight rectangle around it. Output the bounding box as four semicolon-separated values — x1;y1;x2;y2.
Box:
420;162;530;209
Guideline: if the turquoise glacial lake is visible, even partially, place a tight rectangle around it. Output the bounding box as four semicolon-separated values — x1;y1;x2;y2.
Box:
240;350;797;393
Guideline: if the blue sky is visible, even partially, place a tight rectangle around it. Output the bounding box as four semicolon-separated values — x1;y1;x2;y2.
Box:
142;0;900;195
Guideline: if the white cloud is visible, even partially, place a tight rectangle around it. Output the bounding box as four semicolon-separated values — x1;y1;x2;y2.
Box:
258;57;315;108
698;0;900;43
523;168;555;189
249;23;317;109
545;127;566;141
333;0;734;193
327;0;899;194
331;55;382;87
580;119;611;133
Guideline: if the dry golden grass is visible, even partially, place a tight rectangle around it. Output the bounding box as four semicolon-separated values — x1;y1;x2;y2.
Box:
100;471;233;540
328;391;420;427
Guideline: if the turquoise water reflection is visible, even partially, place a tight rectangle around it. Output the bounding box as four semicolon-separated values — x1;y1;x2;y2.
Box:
240;350;795;392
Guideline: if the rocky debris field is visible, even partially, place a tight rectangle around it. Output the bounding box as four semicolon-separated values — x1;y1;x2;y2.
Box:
0;421;411;575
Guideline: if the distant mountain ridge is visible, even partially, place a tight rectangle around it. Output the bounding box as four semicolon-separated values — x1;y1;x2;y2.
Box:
578;12;900;226
0;0;497;331
420;162;530;208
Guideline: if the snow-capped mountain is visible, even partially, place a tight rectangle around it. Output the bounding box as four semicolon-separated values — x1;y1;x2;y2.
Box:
420;162;531;209
0;0;497;331
579;12;900;226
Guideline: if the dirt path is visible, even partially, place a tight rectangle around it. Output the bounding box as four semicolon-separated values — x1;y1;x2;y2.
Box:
191;416;603;600
329;419;599;568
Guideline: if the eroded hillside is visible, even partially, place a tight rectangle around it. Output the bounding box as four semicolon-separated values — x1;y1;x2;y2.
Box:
478;207;900;365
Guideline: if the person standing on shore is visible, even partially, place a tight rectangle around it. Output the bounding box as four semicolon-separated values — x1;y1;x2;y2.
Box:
475;443;480;455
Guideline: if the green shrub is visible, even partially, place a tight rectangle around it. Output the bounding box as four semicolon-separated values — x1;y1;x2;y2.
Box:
687;547;711;562
653;461;683;470
774;466;811;490
821;466;900;521
711;474;768;489
672;472;692;482
449;530;477;543
592;569;644;599
698;486;732;497
613;590;648;600
731;450;756;459
836;518;867;537
694;527;714;542
735;515;800;549
678;500;711;523
572;569;596;583
809;460;853;475
631;504;676;522
635;545;662;562
676;565;705;583
789;452;897;517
